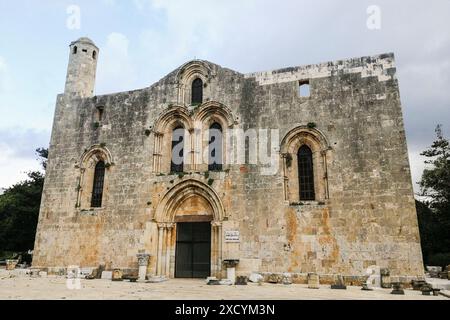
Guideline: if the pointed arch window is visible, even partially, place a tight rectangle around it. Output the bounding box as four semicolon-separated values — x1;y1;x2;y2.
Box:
298;145;315;201
171;126;185;173
191;78;203;105
208;122;223;171
91;161;105;207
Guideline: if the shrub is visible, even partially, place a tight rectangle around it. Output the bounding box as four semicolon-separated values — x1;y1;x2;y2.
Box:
427;253;450;268
307;122;317;129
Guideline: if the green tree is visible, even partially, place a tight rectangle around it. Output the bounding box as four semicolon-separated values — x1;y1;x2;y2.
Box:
417;125;450;266
415;200;438;264
0;148;47;256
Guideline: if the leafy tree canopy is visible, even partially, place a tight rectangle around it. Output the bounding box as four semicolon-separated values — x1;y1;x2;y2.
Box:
417;125;450;267
0;148;47;255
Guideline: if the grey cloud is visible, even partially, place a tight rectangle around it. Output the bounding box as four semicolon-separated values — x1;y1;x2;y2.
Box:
48;0;450;194
0;128;50;159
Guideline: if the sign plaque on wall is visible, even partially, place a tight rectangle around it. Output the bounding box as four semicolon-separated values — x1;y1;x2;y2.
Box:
225;230;240;243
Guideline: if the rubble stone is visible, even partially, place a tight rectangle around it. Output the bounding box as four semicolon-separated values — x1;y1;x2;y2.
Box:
249;273;263;283
308;273;320;289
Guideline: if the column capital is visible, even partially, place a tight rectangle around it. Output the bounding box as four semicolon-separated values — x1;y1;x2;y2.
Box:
212;221;223;228
136;253;151;266
158;222;175;229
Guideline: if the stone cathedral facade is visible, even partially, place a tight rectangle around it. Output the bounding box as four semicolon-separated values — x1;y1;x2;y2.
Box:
33;37;424;282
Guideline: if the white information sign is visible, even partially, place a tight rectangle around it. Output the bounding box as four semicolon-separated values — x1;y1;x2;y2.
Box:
225;231;240;243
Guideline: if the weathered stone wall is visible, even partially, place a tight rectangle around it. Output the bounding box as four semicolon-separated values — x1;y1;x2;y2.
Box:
33;51;424;280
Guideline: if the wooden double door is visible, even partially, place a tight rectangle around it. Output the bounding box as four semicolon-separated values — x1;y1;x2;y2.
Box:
175;222;211;278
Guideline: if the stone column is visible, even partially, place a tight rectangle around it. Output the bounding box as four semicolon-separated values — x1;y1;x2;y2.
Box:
157;224;164;276
153;132;163;173
321;149;329;199
136;253;151;282
76;170;85;208
164;224;174;277
281;153;289;201
223;260;239;284
211;223;217;276
160;226;167;276
217;223;223;278
211;221;223;278
188;128;196;171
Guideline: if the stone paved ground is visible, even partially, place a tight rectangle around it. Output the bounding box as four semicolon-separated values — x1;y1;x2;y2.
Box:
0;272;447;300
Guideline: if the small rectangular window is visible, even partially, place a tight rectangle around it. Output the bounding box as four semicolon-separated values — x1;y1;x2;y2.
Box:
96;106;105;122
299;80;310;98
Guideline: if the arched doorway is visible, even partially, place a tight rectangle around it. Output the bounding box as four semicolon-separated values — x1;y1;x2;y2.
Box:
154;180;225;278
174;195;213;278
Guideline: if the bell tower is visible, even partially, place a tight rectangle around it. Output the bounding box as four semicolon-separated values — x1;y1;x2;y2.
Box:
64;37;99;98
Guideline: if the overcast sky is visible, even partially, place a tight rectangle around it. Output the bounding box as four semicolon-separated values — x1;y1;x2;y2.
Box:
0;0;449;194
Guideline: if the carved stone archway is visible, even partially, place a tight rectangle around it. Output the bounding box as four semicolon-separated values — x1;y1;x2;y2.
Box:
152;101;238;173
176;60;215;105
154;179;225;278
75;145;114;209
280;126;331;203
152;106;193;173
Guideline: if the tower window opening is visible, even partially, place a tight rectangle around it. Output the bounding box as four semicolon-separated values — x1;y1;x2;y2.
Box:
82;49;88;53
93;51;97;60
73;46;77;54
299;80;310;98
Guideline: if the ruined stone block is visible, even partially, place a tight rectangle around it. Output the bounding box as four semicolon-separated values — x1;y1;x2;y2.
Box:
308;273;320;289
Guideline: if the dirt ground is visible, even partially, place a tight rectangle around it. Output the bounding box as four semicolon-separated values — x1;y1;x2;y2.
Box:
0;270;447;300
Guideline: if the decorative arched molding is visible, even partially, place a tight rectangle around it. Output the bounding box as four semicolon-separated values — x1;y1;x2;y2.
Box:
79;145;114;168
280;125;331;203
152;106;194;173
176;60;214;85
192;101;236;172
76;145;113;210
154;179;226;223
280;126;330;154
152;102;238;173
153;105;194;134
176;60;215;105
193;101;236;128
153;179;225;278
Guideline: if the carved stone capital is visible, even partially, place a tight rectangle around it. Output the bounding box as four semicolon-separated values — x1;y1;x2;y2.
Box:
158;223;175;230
136;253;151;266
211;221;222;228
